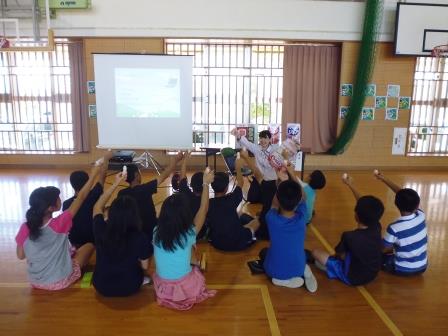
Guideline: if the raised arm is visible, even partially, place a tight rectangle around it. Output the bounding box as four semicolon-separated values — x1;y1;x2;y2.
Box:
180;151;190;181
156;151;184;186
231;128;258;154
283;160;306;201
374;170;401;194
194;168;214;234
93;171;127;217
96;150;114;187
342;173;361;201
67;160;102;217
235;154;244;188
240;147;263;183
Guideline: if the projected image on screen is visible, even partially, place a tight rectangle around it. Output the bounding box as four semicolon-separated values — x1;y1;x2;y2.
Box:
115;68;180;118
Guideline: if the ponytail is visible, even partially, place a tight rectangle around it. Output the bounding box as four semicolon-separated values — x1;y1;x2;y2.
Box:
26;206;46;240
26;186;61;241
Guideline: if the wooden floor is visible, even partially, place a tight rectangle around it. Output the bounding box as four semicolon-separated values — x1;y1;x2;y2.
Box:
1;168;447;336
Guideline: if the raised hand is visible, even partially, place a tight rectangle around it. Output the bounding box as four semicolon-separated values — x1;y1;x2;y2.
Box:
373;169;385;181
203;167;214;185
341;173;353;186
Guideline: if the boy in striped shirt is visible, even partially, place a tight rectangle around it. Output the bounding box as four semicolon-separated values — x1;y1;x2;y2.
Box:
374;171;428;275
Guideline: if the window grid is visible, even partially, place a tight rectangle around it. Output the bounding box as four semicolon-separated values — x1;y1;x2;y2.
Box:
408;56;448;155
0;41;74;153
166;39;284;149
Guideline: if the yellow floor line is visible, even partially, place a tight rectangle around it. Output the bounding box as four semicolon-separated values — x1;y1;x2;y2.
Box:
309;223;403;336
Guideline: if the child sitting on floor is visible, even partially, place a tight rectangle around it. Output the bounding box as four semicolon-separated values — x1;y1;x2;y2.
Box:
15;158;105;290
92;171;151;297
152;167;216;310
256;162;317;292
374;170;428;276
300;170;326;224
312;174;384;286
207;156;260;251
178;152;207;239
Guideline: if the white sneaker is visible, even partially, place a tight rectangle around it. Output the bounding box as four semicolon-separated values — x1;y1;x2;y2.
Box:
304;265;318;293
272;277;304;288
142;276;151;285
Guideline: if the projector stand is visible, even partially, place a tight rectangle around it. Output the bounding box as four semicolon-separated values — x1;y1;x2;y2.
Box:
134;151;162;175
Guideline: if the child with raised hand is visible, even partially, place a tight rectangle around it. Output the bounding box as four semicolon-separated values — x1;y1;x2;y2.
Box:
15;158;104;290
63;150;114;247
254;163;317;292
312;174;384;286
92;170;151;297
119;152;184;249
178;151;207;239
373;170;428;275
208;155;260;251
152;167;216;310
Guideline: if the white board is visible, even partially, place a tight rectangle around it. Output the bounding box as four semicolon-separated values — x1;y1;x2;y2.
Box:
94;54;193;150
392;127;407;156
395;2;448;56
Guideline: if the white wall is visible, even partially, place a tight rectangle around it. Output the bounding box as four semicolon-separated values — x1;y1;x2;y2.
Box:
49;0;393;41
13;0;448;42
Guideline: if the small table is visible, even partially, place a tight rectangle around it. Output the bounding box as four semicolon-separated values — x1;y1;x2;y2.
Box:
200;147;221;171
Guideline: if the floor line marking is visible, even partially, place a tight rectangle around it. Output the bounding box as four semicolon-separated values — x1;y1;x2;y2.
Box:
309;223;403;336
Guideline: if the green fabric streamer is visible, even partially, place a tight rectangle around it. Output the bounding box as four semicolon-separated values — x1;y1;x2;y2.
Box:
329;0;384;154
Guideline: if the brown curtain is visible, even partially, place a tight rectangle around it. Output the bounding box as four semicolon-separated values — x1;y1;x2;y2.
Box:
282;45;340;153
69;41;90;152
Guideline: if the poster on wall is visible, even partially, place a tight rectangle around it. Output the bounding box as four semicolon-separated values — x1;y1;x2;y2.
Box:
386;108;398;121
387;84;400;97
341;84;353;96
286;123;301;143
235;124;256;149
87;81;95;95
340;106;349;119
365;84;376;97
399;97;411;109
361;108;375;121
88;104;97;118
375;96;387;109
392;127;407;155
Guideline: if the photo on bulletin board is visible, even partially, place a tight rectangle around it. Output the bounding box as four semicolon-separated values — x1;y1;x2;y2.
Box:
375;96;387;109
87;81;95;95
387;84;400;97
340;106;349;119
399;97;411;109
385;108;398;121
88;104;97;118
361;107;375;121
341;84;353;96
365;84;376;97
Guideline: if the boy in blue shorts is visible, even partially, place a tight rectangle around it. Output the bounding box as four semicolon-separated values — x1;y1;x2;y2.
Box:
256;166;317;292
374;170;428;275
312;174;384;286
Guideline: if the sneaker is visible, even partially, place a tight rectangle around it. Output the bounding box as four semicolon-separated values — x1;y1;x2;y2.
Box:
304;265;318;293
143;276;151;285
272;277;304;288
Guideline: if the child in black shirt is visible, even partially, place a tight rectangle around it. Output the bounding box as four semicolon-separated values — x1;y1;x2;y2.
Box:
208;156;260;251
118;152;184;250
92;171;150;297
178;152;207;239
312;174;384;286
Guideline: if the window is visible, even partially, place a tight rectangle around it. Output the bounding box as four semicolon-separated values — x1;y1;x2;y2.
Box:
166;39;284;149
0;41;74;153
408;57;448;155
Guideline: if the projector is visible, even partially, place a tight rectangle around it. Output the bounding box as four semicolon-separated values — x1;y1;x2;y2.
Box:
110;150;135;163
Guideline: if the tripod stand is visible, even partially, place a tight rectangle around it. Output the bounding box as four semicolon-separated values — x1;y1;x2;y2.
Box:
133;151;163;175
